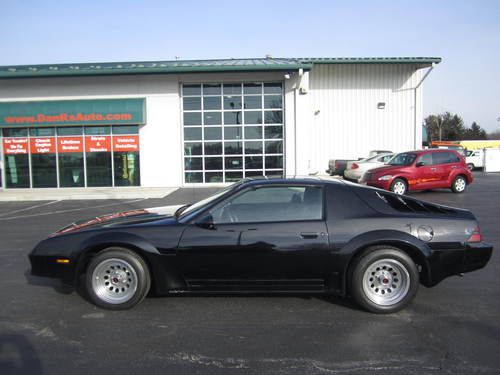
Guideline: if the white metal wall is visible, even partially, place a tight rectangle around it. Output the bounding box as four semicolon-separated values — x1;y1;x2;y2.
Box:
305;64;424;174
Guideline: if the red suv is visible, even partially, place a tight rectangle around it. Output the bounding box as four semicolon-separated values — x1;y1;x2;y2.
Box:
360;149;473;195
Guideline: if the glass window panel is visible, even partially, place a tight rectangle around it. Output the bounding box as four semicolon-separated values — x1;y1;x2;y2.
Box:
224;126;242;140
184;112;202;126
183;84;201;96
244;111;262;124
205;142;222;155
265;125;283;139
185;172;203;183
184;127;202;141
59;153;84;187
2;128;28;137
185;142;203;156
204;112;222;126
86;152;112;187
265;140;283;154
114;152;140;186
264;110;283;124
85;126;110;135
205;157;223;170
245;156;263;169
204;127;222;140
243;83;262;95
29;127;55;137
224;96;242;110
223;84;241;95
185;156;202;170
264;82;282;94
244;126;262;139
244;141;263;154
183;97;201;111
264;95;282;109
31;154;57;187
224;141;242;155
244;96;262;109
224;111;242;125
265;170;283;178
203;84;221;95
4;154;30;188
57;127;83;136
112;125;138;135
245;170;264;178
225;171;243;182
203;96;221;110
265;155;283;169
205;172;223;183
225;156;243;170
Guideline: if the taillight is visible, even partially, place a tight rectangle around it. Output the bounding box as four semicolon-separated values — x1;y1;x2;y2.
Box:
467;226;482;243
335;161;340;168
352;163;359;169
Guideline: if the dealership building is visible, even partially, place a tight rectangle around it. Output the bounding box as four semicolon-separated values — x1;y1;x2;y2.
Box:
0;57;440;189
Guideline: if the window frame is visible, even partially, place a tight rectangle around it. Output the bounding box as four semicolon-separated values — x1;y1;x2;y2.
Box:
206;184;326;225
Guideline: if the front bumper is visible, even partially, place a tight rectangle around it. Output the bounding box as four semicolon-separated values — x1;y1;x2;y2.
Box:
29;253;76;286
364;179;391;190
425;242;493;287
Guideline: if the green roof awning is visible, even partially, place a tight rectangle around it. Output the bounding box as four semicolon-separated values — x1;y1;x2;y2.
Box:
0;57;441;79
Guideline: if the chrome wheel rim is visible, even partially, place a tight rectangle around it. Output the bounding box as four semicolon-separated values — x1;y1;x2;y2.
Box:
362;259;410;306
92;258;138;304
392;181;406;195
455;178;466;192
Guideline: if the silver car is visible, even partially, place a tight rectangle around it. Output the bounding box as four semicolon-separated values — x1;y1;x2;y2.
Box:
344;153;395;182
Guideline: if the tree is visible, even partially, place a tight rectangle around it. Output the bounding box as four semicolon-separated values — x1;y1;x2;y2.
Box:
424;112;466;142
464;122;487;140
488;130;500;140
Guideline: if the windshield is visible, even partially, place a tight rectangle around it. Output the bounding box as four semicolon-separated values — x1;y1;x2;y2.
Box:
178;180;243;217
388;152;417;166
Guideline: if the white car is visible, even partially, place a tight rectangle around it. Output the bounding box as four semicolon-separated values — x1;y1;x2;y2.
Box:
344;153;395;182
465;149;484;170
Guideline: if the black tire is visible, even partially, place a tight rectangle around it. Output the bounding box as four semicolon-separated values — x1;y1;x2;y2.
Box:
390;178;407;195
85;247;151;310
350;246;419;314
451;175;467;193
467;163;474;171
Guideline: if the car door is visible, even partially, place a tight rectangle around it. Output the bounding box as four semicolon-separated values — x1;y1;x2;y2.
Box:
414;153;442;190
176;184;330;291
432;151;459;187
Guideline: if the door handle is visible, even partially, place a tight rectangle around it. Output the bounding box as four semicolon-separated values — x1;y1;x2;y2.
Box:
300;232;319;239
430;167;437;171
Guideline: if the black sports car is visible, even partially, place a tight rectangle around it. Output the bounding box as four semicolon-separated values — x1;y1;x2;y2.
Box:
29;178;493;313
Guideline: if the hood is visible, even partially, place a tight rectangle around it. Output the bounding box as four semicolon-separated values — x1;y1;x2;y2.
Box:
52;204;184;236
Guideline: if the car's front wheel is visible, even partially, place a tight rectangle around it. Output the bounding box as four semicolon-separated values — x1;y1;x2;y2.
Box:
85;247;151;310
451;175;467;193
467;163;474;171
390;178;407;195
350;246;419;314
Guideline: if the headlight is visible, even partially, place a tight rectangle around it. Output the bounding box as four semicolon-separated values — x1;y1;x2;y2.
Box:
378;175;393;181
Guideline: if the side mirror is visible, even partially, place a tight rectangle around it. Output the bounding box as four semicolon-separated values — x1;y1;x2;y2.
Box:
416;161;425;167
195;214;216;230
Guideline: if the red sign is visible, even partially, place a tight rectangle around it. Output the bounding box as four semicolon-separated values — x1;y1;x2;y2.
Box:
113;135;139;152
85;135;111;152
58;137;84;153
30;137;56;154
3;138;28;154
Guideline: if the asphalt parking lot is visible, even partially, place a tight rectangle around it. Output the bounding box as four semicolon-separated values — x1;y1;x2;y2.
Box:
0;173;499;374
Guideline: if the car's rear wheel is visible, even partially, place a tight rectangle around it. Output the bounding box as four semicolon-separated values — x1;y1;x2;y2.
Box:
350;246;419;313
390;178;407;195
85;247;151;310
451;175;467;193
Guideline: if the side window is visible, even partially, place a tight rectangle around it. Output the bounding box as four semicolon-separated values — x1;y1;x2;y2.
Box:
417;153;433;166
433;152;458;165
380;155;392;162
210;186;323;224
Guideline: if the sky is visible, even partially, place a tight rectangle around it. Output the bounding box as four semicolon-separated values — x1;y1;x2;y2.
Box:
1;0;499;132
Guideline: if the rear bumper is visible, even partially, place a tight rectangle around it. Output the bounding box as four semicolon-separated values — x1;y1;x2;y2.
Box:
425;242;493;287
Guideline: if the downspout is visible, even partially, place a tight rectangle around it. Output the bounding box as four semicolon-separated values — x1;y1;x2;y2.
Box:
413;63;435;149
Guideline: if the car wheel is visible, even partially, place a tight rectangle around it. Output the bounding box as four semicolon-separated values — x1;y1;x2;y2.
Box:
85;247;151;310
451;175;467;193
467;163;474;171
390;178;407;195
350;246;419;314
